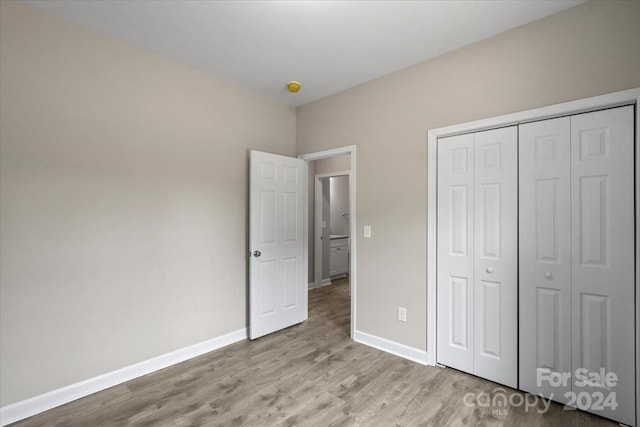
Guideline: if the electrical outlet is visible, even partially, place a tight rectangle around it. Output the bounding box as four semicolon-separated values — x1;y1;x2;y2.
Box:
364;225;372;238
398;306;407;322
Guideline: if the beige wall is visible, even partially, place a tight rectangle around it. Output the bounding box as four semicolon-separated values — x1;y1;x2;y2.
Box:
0;2;295;406
297;1;640;351
314;155;351;175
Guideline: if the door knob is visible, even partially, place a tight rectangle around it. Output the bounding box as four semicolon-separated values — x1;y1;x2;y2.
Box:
486;267;494;274
544;272;552;279
253;250;262;258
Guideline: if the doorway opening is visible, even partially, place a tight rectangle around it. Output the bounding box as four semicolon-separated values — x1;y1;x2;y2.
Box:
314;171;351;288
299;146;357;338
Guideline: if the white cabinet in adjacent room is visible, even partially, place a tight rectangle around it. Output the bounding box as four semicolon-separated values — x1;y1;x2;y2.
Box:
330;237;349;277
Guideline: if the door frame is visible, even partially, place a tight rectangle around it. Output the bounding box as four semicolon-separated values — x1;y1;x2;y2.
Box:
427;88;640;421
299;145;357;338
313;171;351;288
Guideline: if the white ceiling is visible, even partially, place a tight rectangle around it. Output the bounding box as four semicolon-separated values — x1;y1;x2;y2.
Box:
25;0;585;107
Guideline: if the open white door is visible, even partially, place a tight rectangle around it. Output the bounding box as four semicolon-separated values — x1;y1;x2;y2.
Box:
249;150;307;340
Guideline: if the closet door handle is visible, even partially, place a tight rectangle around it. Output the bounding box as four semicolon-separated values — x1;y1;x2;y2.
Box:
544;272;552;280
486;267;494;274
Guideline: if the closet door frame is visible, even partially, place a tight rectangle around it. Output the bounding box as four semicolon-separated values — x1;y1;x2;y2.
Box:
427;88;640;423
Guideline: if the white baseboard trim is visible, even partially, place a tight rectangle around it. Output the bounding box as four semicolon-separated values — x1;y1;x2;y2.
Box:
308;279;331;290
354;329;429;366
317;278;331;288
0;328;248;426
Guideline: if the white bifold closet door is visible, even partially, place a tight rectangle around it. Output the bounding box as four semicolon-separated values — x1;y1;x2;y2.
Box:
437;126;518;388
571;106;635;425
437;132;475;375
519;116;573;402
519;106;635;426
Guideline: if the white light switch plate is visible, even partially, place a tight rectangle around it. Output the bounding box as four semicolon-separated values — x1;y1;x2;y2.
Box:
398;307;407;322
364;225;371;238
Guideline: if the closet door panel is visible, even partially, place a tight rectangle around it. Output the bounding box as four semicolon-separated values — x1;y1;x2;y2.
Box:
519;117;571;402
437;133;475;373
571;106;635;425
473;126;518;388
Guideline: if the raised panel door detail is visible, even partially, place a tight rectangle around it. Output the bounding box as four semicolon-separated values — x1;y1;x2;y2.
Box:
579;293;611;377
536;288;561;371
579;175;608;267
481;143;501;169
579;127;609;161
536;179;559;262
479;280;501;359
480;184;501;259
451;147;469;172
260;191;276;244
283;165;298;184
260;260;277;316
261;162;276;181
283;192;298;242
449;185;468;256
283;257;298;309
449;276;469;349
535;135;559;163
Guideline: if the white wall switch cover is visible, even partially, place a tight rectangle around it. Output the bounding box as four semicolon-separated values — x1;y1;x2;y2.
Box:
398;307;407;322
322;220;327;228
364;225;371;238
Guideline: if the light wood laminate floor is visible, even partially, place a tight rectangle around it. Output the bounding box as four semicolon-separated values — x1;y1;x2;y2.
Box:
12;277;614;426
